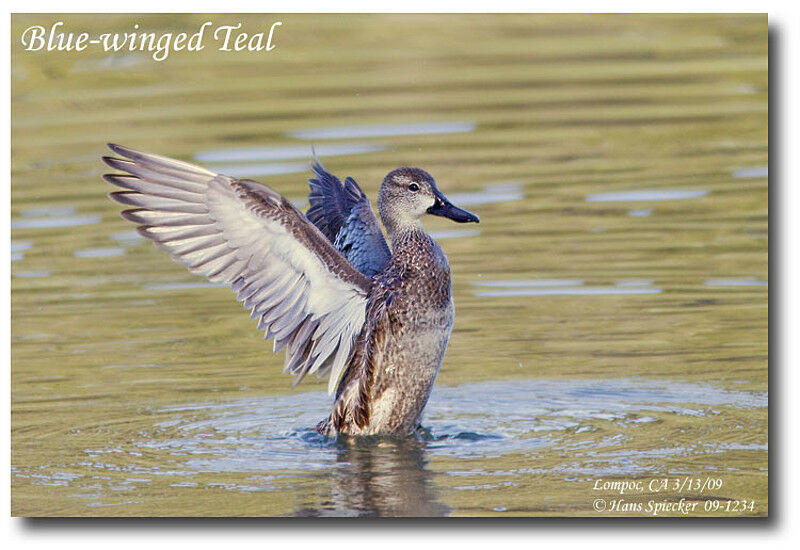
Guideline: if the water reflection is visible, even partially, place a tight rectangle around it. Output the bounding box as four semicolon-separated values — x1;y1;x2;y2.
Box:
143;281;227;291
705;278;767;288
474;286;661;297
472;278;663;297
297;438;449;517
13;270;51;278
615;280;654;287
21;206;76;217
206;162;307;178
111;230;144;246
74;247;126;258
73;53;145;71
732;166;768;179
11;214;102;230
447;182;524;207
10;241;31;262
288;121;475;140
473;279;584;288
428;229;481;240
585;189;708;202
195;142;385;163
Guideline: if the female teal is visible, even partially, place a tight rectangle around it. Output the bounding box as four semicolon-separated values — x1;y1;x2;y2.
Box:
104;144;478;437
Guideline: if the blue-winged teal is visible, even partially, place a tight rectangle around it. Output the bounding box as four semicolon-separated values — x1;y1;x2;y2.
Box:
103;144;479;437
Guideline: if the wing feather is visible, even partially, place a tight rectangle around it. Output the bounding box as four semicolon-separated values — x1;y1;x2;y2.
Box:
121;209;211;227
104;174;204;200
104;143;372;394
306;161;391;278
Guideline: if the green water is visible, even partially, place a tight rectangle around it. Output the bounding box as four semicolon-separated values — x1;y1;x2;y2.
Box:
11;14;768;516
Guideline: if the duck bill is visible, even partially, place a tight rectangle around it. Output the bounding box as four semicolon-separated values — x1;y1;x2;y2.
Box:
427;192;480;223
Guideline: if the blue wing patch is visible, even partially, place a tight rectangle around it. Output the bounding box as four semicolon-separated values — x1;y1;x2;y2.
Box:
306;161;391;278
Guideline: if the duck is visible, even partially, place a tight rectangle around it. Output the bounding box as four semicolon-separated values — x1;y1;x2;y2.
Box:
102;143;479;437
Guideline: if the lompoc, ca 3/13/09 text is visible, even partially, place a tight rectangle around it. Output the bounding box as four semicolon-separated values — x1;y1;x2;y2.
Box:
19;21;282;61
592;476;724;494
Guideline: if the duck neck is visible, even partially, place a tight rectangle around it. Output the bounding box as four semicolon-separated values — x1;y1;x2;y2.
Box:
386;219;424;248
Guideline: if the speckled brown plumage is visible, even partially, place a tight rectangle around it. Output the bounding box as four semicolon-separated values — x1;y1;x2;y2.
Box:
317;227;455;437
310;165;478;437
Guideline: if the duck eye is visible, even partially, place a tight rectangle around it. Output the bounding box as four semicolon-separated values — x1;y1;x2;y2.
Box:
408;183;419;192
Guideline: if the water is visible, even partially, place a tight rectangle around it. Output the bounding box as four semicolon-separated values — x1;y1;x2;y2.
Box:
143;281;228;291
288;121;476;140
428;229;482;240
10;241;32;262
473;279;585;287
732;166;768;179
585;189;709;202
10;214;102;230
10;378;768;516
74;247;126;258
110;230;144;245
474;286;662;297
448;183;525;206
21;206;76;217
204;161;308;178
144;378;766;469
13;270;52;279
195;142;386;163
704;278;768;287
472;278;663;297
11;14;767;516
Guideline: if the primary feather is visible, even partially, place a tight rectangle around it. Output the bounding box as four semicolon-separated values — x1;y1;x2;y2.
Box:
104;144;372;394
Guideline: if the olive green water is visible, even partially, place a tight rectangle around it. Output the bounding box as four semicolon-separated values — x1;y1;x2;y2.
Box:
11;14;768;517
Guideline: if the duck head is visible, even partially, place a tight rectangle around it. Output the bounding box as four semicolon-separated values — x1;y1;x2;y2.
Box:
378;167;479;235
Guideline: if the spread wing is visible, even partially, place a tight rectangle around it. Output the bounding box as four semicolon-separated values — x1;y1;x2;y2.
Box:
306;161;391;278
103;143;373;394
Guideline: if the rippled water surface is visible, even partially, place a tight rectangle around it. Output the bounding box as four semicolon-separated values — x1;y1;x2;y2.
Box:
11;14;767;516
